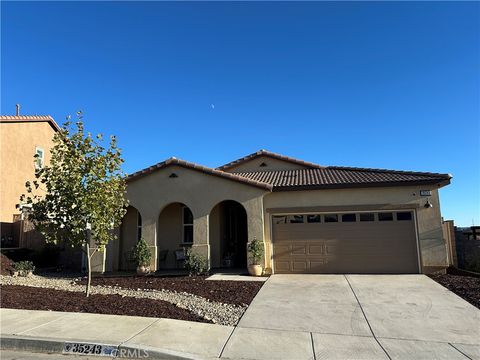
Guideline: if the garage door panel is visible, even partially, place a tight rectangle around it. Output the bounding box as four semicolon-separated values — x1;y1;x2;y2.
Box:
272;212;419;274
309;244;324;255
310;260;329;271
292;261;308;272
274;261;291;272
273;224;336;241
291;244;307;255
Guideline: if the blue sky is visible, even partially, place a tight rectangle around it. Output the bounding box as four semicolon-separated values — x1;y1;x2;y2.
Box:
2;2;479;226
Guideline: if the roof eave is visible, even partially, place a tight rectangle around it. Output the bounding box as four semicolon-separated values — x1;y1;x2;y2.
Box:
0;115;60;132
271;179;451;192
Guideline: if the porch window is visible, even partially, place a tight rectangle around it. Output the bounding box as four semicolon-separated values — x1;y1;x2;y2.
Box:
183;207;194;243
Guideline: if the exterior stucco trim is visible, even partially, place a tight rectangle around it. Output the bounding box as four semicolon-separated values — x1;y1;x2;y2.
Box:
413;209;423;274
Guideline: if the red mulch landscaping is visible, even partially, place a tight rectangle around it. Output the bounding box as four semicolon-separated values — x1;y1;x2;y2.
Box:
77;276;263;306
0;253;15;275
0;285;210;323
428;273;480;309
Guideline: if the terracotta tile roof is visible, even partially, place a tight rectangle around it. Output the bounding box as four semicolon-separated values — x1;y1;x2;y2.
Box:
0;115;60;132
217;149;323;171
233;167;452;191
127;157;273;190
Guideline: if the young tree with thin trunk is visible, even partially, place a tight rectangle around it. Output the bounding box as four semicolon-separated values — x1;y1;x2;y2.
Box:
20;112;128;297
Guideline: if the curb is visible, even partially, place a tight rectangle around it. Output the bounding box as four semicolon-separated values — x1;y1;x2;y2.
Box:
119;343;207;359
0;334;205;359
0;335;65;354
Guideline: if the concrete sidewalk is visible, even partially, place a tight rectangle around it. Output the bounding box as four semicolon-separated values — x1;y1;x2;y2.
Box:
0;308;232;359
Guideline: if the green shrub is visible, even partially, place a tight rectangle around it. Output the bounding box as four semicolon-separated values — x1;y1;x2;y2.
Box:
132;238;152;267
13;261;35;276
247;238;264;265
185;249;209;275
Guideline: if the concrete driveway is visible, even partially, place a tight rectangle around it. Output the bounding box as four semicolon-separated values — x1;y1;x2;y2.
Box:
222;275;480;360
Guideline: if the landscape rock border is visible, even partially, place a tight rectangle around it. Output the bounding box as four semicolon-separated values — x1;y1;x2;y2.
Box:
0;274;246;326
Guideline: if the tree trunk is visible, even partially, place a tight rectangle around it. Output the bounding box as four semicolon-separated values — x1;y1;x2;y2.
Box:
86;242;92;297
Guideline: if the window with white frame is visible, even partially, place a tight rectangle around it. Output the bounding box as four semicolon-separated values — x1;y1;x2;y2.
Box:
183;207;193;243
35;147;44;170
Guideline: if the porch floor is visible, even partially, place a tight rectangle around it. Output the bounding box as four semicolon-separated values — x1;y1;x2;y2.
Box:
207;268;269;282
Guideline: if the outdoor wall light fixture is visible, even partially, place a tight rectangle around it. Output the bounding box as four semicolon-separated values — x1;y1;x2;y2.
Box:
169;173;178;178
424;199;433;209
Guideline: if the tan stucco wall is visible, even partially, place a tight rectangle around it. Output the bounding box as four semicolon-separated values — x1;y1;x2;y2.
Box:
0;121;55;222
224;156;310;173
107;165;269;271
263;185;447;273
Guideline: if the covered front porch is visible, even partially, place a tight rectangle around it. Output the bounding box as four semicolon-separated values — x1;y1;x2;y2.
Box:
103;161;270;273
113;199;251;272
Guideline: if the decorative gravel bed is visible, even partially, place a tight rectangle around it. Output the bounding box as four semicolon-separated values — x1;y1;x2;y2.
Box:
1;285;209;323
428;273;480;309
0;274;257;325
76;275;263;306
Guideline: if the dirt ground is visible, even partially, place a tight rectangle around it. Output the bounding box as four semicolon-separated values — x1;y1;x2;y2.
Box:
76;275;263;306
1;285;210;322
429;273;480;309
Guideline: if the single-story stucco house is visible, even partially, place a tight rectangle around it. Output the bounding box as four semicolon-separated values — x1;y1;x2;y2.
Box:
99;150;451;275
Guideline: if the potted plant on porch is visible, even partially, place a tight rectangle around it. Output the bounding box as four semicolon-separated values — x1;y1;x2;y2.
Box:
132;238;152;276
247;237;264;276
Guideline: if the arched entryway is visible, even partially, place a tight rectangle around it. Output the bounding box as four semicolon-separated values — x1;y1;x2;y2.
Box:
157;202;194;269
119;206;142;270
209;200;248;269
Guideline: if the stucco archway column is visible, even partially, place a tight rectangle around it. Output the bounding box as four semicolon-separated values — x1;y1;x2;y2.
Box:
137;208;158;271
192;214;210;266
243;197;266;268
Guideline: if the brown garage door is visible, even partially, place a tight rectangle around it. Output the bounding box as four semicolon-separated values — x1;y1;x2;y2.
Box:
272;211;419;274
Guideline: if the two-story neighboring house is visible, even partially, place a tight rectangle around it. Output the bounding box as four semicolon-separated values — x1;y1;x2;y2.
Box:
0;109;60;248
